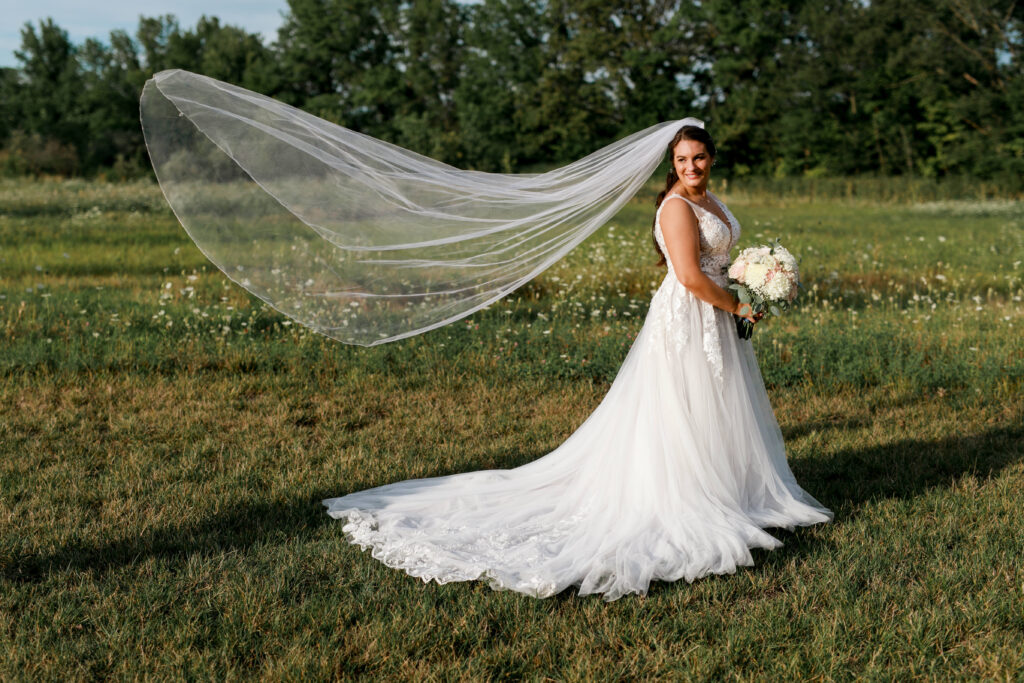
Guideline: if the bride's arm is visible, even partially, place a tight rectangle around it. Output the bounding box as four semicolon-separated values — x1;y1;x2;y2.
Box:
660;199;754;321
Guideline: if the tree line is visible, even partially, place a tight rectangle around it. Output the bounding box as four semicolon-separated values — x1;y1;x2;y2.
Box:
1;0;1020;183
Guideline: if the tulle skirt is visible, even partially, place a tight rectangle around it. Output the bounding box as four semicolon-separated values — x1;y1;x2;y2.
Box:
323;279;832;600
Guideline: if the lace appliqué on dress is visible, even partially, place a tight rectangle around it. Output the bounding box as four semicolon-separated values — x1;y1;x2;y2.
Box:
700;300;724;382
338;505;589;597
647;284;690;354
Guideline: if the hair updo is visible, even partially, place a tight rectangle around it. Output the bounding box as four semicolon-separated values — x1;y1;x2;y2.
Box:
651;125;717;266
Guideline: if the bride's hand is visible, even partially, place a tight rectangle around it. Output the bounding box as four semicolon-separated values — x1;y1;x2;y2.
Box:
733;301;755;323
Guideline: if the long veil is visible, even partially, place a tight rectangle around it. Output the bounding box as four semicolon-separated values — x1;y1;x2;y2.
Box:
140;69;698;345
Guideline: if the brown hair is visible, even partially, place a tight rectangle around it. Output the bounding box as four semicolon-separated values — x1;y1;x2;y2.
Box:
652;125;717;266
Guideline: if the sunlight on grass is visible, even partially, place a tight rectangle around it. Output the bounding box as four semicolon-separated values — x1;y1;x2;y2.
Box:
0;178;1021;678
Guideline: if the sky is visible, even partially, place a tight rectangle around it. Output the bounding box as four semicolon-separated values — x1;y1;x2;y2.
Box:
1;1;290;67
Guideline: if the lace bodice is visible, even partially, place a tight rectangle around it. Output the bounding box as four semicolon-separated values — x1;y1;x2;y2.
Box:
653;192;740;285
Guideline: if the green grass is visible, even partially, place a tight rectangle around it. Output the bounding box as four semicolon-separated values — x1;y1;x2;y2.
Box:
718;174;1024;204
1;177;1022;679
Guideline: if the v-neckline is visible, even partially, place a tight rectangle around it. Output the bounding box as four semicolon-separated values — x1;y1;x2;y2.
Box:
669;192;733;234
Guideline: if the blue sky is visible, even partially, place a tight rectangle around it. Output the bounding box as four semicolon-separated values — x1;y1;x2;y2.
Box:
1;1;289;67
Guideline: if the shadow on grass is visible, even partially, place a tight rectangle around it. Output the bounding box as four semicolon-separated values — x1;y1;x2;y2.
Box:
5;424;1021;588
1;446;554;586
643;421;1024;597
2;488;340;584
738;421;1024;577
795;422;1024;513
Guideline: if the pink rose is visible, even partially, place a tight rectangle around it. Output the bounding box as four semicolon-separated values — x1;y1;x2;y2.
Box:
728;261;746;279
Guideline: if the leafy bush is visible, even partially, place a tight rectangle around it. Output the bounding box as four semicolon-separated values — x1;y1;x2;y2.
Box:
0;130;79;177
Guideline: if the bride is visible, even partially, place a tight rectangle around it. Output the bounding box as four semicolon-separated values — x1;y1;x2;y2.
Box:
139;71;830;600
321;124;833;600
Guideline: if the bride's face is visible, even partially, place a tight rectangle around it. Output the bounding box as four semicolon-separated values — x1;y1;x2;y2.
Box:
672;139;713;190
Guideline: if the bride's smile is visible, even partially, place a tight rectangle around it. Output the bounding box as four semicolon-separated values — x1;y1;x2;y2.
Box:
672;139;713;192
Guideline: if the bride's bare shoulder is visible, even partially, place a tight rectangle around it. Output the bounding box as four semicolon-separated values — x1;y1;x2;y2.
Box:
659;195;699;231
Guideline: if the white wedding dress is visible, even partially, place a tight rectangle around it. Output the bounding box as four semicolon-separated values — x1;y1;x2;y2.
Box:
323;192;832;600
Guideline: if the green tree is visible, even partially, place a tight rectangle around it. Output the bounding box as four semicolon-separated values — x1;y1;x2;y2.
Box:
3;0;1022;182
916;0;1024;180
12;18;86;167
388;0;466;161
0;67;20;143
135;15;277;90
78;30;148;173
687;0;814;176
275;0;405;134
545;1;701;140
456;0;702;170
455;0;549;169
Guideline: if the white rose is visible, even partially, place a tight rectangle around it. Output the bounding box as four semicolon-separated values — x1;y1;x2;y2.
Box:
744;263;769;290
775;248;798;273
764;272;791;300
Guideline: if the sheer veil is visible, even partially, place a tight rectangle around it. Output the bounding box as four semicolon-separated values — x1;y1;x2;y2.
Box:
140;69;700;345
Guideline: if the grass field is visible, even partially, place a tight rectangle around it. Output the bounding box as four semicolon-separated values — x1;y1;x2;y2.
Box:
1;177;1022;679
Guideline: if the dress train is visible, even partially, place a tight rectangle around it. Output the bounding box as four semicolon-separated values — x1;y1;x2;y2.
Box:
323;192;832;600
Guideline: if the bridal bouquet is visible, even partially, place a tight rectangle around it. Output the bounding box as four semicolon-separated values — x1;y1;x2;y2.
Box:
727;239;800;339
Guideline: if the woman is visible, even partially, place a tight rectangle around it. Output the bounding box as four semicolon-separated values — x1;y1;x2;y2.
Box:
321;124;833;600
